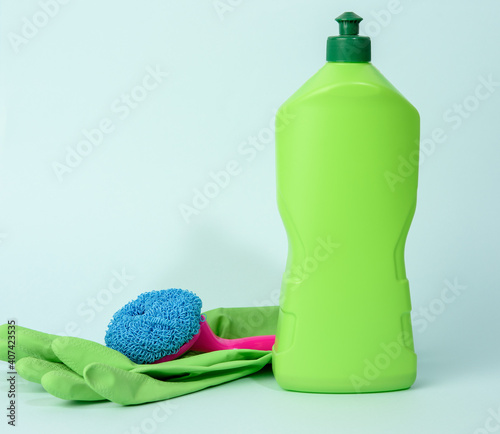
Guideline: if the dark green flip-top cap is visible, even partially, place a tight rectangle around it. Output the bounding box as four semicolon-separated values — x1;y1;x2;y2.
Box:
327;12;371;62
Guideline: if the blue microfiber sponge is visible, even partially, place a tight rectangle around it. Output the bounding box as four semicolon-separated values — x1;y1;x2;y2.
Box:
105;288;202;364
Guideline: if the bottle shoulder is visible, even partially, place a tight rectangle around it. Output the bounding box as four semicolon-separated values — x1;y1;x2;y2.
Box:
280;63;418;116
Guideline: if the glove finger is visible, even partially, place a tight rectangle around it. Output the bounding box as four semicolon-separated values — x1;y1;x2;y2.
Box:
52;336;136;376
132;349;272;380
41;369;106;402
84;360;268;406
16;357;73;384
0;324;61;363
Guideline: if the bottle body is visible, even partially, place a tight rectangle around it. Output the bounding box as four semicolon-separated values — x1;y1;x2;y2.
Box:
272;62;419;393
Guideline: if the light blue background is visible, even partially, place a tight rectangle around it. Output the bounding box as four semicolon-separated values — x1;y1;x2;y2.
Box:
1;0;499;433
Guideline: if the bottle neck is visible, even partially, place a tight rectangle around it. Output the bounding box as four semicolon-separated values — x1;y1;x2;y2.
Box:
326;35;371;62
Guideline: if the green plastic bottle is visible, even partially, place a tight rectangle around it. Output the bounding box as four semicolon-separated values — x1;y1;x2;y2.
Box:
272;12;419;393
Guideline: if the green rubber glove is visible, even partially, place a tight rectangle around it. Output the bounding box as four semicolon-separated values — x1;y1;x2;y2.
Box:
0;306;278;405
